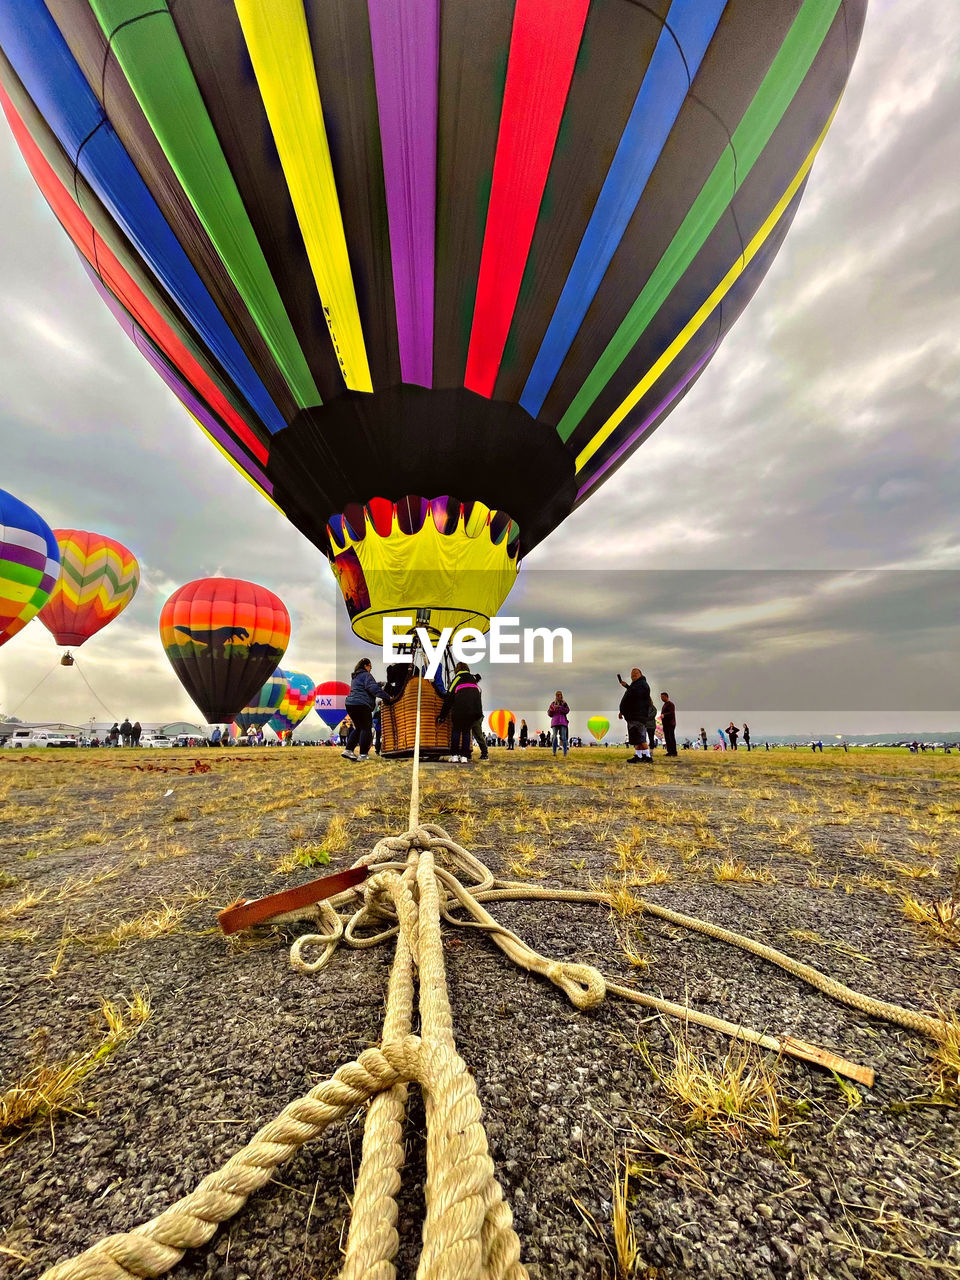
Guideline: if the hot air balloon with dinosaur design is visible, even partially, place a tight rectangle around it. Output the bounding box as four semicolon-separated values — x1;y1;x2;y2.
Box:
0;487;60;649
38;529;140;650
0;0;866;646
159;578;290;723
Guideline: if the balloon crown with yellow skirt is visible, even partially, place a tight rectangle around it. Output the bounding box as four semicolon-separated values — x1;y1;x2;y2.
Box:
324;494;520;645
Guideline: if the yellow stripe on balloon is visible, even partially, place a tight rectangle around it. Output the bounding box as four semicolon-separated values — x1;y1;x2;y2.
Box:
575;101;840;475
235;0;373;394
189;414;286;514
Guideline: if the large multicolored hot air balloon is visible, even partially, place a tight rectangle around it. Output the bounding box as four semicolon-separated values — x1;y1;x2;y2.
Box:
314;680;350;731
587;716;610;742
269;671;315;735
0;1;866;641
160;579;290;723
235;668;288;732
488;709;515;740
0;488;60;649
37;529;140;647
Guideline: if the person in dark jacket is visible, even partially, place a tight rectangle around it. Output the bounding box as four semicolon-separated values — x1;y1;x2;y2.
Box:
120;717;133;747
617;668;653;764
742;723;751;751
727;722;739;750
132;721;142;746
700;727;708;752
660;692;677;757
342;658;386;762
519;719;528;749
470;674;489;760
438;663;483;762
507;718;516;750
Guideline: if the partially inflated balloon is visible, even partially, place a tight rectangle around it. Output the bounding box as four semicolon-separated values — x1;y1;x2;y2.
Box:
587;717;610;742
314;680;350;731
0;488;60;649
235;668;287;732
38;529;139;646
160;579;290;722
488;709;515;739
0;2;865;643
269;672;315;735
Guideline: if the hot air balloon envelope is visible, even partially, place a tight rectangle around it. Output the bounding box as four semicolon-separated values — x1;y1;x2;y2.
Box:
0;487;60;649
488;709;516;740
0;1;866;639
269;671;315;734
235;668;288;732
587;717;610;742
38;529;140;646
314;680;350;731
160;579;290;723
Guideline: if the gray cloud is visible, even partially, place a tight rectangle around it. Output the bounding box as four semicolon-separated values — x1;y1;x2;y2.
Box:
1;3;957;734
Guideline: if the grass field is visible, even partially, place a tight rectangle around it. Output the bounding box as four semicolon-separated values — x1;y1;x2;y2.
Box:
0;746;957;1279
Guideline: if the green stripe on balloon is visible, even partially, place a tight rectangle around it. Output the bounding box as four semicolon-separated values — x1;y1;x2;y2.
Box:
557;0;843;442
87;0;320;408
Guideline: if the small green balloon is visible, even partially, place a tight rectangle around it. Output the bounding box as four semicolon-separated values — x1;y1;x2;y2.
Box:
587;716;610;742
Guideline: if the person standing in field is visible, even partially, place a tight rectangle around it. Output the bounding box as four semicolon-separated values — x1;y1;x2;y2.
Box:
743;723;751;751
507;718;516;750
660;692;677;757
618;668;653;765
519;719;528;749
438;662;483;763
699;727;708;751
727;722;739;750
548;691;570;757
342;658;386;762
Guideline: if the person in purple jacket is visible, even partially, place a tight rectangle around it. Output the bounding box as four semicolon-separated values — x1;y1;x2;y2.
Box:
548;691;570;757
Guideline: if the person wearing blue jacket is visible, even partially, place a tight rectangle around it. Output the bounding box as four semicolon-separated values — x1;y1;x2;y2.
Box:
342;658;386;762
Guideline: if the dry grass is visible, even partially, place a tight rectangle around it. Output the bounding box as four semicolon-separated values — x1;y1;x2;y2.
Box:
639;1029;789;1139
605;880;645;919
612;1149;639;1277
930;1008;960;1094
788;929;873;963
711;857;775;885
87;899;189;950
0;886;49;924
507;840;543;878
0;989;150;1141
806;869;839;890
901;894;960;947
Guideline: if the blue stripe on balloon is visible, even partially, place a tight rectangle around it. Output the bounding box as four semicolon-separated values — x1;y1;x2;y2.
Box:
519;0;728;418
0;0;286;435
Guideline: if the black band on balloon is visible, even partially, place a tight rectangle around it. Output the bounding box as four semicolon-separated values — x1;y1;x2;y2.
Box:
267;386;577;556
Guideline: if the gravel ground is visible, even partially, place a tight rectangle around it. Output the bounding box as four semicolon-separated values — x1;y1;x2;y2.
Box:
0;746;958;1279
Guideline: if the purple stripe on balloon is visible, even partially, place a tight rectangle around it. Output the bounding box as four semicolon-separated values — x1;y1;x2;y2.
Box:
82;263;273;493
1;541;48;572
575;346;717;501
367;0;438;387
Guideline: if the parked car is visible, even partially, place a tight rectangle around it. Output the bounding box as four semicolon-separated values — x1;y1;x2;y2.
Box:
5;729;79;748
140;734;175;748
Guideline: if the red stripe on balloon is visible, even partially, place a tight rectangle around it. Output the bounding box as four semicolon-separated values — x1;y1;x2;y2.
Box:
0;88;268;467
463;0;589;399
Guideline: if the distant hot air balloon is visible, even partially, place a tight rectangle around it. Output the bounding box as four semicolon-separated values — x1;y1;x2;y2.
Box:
488;709;515;740
269;672;315;736
235;668;287;732
0;2;866;644
0;487;60;649
160;579;290;723
314;680;350;731
587;717;610;742
38;529;139;647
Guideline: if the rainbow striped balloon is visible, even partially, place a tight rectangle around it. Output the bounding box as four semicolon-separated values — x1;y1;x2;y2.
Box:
269;671;315;734
235;668;287;732
0;487;60;649
38;529;140;647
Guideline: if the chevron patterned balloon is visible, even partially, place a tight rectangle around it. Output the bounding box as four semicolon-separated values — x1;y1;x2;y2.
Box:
0;487;60;649
38;529;140;646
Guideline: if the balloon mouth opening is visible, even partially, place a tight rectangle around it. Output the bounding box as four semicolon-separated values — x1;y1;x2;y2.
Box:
324;495;520;556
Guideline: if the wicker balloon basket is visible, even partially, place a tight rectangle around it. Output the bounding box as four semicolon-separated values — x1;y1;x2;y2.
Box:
381;678;452;759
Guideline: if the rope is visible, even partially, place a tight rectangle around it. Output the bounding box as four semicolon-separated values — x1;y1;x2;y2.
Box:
38;679;944;1279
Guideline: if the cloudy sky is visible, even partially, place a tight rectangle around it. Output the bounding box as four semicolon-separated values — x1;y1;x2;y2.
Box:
1;0;957;738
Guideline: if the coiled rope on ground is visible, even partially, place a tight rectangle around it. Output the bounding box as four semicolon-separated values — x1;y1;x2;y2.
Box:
39;681;945;1280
